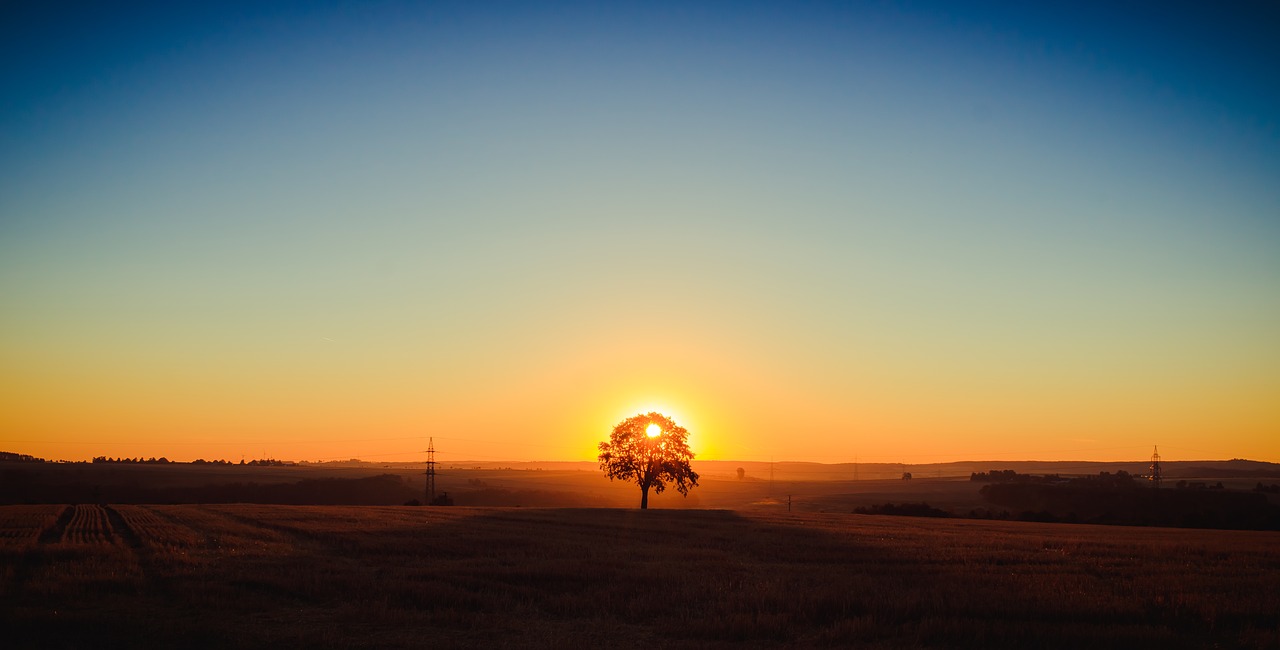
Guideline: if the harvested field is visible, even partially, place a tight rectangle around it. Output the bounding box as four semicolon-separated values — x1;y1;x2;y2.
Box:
2;505;1277;648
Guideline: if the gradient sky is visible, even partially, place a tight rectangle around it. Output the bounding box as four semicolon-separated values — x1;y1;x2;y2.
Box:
2;1;1277;465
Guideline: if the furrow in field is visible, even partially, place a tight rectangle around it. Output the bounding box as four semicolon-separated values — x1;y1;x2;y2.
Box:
144;505;296;555
36;505;74;544
103;506;142;549
118;505;202;549
62;504;114;545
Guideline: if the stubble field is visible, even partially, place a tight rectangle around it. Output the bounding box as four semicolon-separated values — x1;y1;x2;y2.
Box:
2;504;1277;648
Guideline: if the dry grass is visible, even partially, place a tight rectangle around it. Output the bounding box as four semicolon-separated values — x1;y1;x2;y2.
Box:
2;505;1277;648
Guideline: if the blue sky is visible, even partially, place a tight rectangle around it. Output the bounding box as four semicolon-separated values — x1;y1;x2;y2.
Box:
2;1;1277;463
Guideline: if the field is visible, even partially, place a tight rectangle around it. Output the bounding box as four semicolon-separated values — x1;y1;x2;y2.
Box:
2;504;1278;648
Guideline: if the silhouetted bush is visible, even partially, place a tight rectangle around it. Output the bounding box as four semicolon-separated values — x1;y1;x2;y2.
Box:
979;482;1280;530
855;502;950;518
971;470;1062;483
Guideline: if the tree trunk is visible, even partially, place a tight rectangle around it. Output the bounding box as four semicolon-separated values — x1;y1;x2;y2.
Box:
640;485;649;509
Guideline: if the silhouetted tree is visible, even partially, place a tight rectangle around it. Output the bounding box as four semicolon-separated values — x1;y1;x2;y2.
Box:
598;412;699;509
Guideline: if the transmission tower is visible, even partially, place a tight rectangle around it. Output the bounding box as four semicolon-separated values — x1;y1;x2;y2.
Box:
1149;445;1162;487
424;437;437;503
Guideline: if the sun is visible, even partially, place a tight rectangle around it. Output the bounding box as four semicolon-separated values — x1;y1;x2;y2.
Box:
646;423;662;438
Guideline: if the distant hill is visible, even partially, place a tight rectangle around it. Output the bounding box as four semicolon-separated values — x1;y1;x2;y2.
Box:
341;458;1280;481
688;459;1280;481
6;453;1278;482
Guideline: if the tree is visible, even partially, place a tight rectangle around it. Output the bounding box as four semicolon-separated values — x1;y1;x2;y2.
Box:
598;412;699;509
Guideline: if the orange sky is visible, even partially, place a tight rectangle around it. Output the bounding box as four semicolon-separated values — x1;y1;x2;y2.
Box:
3;304;1276;463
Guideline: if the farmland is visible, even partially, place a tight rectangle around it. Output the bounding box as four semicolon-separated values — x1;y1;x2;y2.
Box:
3;504;1278;648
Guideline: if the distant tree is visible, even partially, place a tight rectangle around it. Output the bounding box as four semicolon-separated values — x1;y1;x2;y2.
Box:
598;412;699;509
0;452;45;462
737;467;745;480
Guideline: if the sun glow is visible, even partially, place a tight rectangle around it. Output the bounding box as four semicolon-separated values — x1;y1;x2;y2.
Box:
646;423;662;438
591;397;707;458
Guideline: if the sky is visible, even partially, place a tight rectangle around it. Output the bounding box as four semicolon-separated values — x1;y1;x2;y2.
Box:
2;1;1277;465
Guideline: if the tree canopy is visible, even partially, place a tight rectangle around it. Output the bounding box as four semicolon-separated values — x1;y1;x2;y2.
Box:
598;412;699;509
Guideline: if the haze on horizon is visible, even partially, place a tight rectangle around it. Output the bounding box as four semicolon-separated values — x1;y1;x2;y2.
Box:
2;2;1277;466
